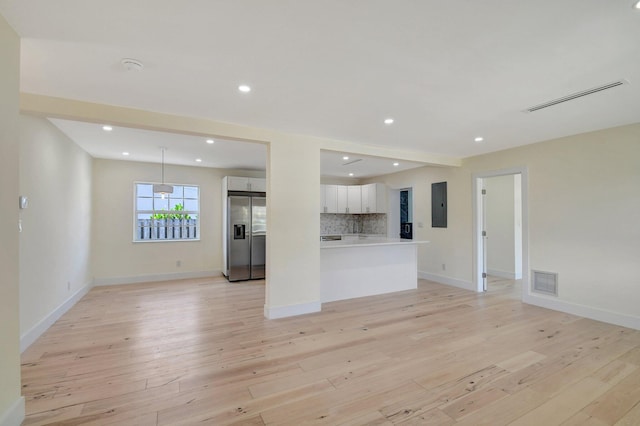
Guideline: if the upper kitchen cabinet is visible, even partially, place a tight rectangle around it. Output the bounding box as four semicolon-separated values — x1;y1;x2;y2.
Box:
249;177;267;192
227;176;266;192
347;185;362;214
336;185;362;214
320;184;338;213
322;183;386;214
361;183;387;213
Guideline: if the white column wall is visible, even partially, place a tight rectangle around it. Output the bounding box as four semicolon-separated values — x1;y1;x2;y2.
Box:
0;14;24;426
265;138;321;318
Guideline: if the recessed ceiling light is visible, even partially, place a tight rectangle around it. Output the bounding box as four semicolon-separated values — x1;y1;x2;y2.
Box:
195;158;202;163
238;84;251;93
343;156;349;160
393;162;399;167
348;173;354;177
474;136;484;142
102;125;113;131
122;152;129;156
634;0;640;9
206;139;215;144
384;118;394;125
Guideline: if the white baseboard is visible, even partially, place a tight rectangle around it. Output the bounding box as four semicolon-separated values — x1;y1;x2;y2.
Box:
264;300;321;319
93;270;221;286
20;281;93;353
523;293;640;331
419;271;475;291
487;269;517;280
0;396;24;426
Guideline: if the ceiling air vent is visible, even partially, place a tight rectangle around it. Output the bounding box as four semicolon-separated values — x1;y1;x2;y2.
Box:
524;80;628;113
342;158;363;166
532;270;558;296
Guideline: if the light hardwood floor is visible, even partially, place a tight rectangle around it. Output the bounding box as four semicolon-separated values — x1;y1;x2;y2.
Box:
21;277;640;425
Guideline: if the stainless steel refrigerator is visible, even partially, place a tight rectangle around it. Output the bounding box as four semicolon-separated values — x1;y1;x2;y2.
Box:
225;193;266;281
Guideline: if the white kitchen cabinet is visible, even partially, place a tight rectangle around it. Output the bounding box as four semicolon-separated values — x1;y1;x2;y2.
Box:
320;184;338;213
249;177;266;192
361;183;387;213
227;176;249;191
347;185;362;214
323;183;386;214
337;185;362;214
227;176;266;192
336;185;348;213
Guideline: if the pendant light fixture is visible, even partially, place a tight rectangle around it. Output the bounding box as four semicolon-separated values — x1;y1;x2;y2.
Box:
153;147;173;199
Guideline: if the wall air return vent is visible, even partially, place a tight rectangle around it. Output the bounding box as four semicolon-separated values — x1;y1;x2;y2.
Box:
532;270;558;296
524;80;628;113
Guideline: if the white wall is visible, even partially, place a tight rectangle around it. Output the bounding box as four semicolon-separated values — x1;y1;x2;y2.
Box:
363;167;471;289
370;123;640;328
91;158;264;283
467;125;640;327
22;94;461;321
485;174;521;279
265;139;321;318
0;14;24;426
20;94;640;329
19;116;93;345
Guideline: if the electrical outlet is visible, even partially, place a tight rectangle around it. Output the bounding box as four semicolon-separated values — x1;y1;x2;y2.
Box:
176;260;182;267
442;263;446;271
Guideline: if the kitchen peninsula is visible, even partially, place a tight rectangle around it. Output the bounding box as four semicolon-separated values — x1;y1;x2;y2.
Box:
320;235;429;302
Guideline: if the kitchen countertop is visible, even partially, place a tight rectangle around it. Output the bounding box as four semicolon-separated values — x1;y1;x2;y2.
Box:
320;235;429;249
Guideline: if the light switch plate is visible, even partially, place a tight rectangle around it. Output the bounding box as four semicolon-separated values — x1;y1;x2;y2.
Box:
19;196;28;209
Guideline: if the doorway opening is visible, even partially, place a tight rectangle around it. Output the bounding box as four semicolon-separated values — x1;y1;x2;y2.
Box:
387;187;413;239
473;168;528;299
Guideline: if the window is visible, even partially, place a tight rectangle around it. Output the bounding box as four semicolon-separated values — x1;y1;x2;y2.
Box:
134;183;199;241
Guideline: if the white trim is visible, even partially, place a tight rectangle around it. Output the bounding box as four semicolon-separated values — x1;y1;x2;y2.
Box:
20;281;93;353
419;271;474;291
523;292;640;331
472;167;529;296
487;269;517;280
93;270;221;286
264;300;321;319
0;396;24;426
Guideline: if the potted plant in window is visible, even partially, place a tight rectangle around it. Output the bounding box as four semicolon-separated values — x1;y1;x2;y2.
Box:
151;204;192;239
151;212;168;239
174;204;194;238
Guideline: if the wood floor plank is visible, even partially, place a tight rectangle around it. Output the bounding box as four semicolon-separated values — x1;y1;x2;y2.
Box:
508;377;613;426
452;387;548;426
581;368;640;424
614;401;640;425
495;350;547;372
20;277;640;425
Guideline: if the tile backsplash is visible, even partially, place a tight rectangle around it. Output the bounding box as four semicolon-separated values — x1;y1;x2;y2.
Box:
320;213;387;236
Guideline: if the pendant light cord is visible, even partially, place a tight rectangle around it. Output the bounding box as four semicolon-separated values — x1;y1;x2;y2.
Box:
161;147;166;184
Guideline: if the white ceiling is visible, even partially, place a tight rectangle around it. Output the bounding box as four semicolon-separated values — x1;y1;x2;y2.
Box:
49;118;424;178
3;1;640;168
48;118;268;171
320;150;426;179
